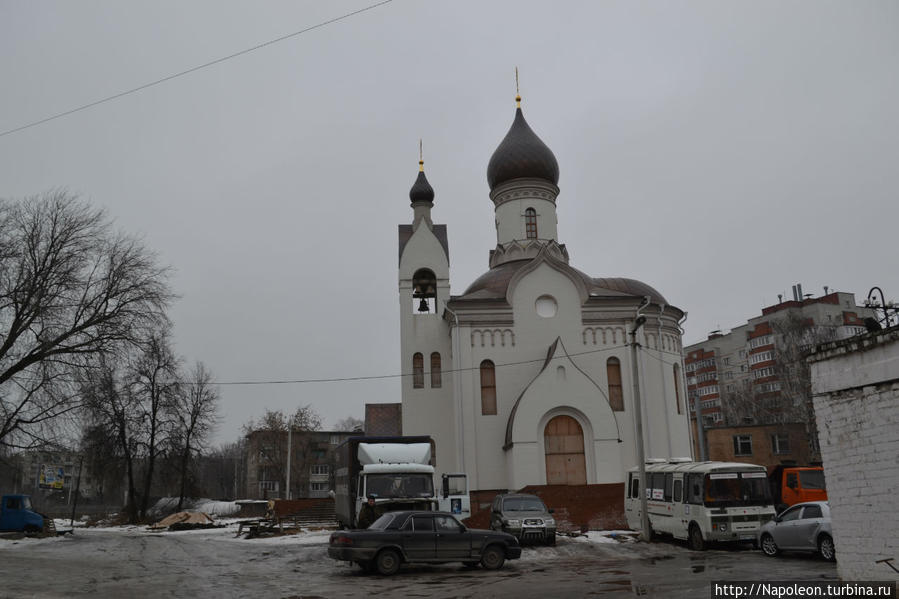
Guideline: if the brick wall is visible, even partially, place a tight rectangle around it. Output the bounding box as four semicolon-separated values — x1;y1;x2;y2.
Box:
808;328;899;581
704;423;812;467
812;383;899;581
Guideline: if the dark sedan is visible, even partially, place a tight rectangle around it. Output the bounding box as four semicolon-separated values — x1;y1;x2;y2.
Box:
328;510;522;575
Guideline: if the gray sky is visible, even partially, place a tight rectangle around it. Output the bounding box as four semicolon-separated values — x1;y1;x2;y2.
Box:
2;1;897;445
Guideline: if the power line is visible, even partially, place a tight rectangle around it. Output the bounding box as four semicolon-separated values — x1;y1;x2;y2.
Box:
0;0;394;139
210;342;630;386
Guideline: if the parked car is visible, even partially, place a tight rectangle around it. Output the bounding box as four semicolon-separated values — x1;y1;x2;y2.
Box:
489;493;556;545
757;501;835;561
328;510;521;575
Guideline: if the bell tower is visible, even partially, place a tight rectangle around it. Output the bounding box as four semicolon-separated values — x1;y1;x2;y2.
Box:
397;148;456;470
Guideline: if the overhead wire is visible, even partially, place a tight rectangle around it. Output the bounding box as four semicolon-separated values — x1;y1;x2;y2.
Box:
0;0;394;138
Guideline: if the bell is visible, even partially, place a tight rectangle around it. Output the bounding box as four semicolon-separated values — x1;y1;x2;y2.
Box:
418;298;430;313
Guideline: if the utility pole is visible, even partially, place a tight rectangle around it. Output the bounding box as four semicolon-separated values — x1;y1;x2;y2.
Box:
285;425;293;500
629;313;650;542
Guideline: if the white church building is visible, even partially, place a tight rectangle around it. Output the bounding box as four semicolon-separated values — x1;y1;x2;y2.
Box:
397;94;692;499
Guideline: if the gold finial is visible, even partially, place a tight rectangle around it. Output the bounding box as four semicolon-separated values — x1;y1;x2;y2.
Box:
515;67;521;108
419;139;424;172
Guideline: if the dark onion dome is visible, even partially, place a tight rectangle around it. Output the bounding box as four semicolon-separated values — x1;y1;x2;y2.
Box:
487;106;560;191
409;162;434;204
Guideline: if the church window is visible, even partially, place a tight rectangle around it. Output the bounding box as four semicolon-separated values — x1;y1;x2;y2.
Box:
607;357;624;411
525;208;537;239
412;268;437;314
430;352;442;388
535;295;558;318
673;364;683;414
480;360;497;415
412;353;424;388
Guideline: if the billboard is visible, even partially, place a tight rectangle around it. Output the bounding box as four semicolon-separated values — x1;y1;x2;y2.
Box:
39;465;65;490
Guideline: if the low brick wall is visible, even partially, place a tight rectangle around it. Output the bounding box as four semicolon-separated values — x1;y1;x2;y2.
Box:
465;483;626;532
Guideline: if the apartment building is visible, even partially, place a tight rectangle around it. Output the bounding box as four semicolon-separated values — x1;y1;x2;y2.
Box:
684;286;873;466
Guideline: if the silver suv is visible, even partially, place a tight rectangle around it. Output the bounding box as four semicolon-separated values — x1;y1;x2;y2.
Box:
490;493;556;545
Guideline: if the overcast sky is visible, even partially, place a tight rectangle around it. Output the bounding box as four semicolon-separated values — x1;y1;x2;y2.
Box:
2;1;897;445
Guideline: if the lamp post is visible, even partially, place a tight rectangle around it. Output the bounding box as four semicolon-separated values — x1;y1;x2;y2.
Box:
629;313;650;542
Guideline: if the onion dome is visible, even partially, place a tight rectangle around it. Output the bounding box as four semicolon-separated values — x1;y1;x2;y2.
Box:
409;159;434;204
486;97;559;191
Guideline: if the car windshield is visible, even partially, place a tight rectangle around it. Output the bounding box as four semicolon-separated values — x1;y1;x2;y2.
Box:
502;497;547;512
799;470;826;490
704;473;771;507
366;474;434;499
368;513;398;530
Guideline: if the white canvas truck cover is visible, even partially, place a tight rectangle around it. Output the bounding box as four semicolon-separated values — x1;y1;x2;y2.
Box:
357;442;431;466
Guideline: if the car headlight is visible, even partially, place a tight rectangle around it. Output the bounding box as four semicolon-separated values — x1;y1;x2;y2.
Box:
504;519;521;527
544;518;555;526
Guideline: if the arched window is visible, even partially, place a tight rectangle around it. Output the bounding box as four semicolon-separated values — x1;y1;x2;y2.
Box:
430;352;442;388
412;353;424;389
525;208;537;239
607;357;624;411
480;360;496;415
412;268;437;313
673;364;683;414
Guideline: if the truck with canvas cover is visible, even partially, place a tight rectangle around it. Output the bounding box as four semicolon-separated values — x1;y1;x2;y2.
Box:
332;436;469;529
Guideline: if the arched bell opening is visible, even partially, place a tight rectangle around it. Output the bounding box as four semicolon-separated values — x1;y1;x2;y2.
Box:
412;268;437;314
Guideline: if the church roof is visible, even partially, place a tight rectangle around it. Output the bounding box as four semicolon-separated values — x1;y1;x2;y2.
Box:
486;107;560;191
409;169;434;204
452;259;669;305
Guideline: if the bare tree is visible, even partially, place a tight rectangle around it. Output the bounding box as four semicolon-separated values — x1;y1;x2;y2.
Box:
334;416;364;432
172;361;219;510
128;330;180;519
0;191;172;449
243;405;322;498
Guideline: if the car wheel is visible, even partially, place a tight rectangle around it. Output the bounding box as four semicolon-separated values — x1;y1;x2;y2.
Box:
818;534;836;562
375;549;401;576
480;545;506;570
688;524;705;551
760;534;779;557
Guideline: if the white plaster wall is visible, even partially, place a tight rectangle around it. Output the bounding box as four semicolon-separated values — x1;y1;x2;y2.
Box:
495;197;558;245
399;224;456;477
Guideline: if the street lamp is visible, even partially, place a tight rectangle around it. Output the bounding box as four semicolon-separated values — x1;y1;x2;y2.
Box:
629;312;651;542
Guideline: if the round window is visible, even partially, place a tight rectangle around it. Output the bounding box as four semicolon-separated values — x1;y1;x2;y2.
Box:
535;295;558;318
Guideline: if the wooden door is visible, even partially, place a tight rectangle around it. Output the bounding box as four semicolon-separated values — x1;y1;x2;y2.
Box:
544;415;587;485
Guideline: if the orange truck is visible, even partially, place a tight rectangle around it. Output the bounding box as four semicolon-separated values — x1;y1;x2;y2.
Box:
768;466;827;510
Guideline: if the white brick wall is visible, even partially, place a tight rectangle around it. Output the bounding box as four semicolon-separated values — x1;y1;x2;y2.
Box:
809;330;899;582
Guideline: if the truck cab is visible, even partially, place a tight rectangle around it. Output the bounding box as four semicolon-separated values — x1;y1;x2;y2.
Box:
769;466;827;510
1;494;46;533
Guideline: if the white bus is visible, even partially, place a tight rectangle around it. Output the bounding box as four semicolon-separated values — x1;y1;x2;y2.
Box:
625;459;776;550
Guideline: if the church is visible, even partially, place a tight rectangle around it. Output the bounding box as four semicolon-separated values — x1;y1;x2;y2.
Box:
397;92;692;502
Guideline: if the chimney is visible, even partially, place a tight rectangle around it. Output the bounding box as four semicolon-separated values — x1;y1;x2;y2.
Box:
797;283;803;300
792;285;799;302
824;286;829;295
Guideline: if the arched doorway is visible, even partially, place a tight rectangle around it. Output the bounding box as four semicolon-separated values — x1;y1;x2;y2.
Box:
544;415;587;485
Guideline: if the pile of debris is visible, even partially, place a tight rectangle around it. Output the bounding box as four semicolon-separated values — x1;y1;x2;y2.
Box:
148;511;221;531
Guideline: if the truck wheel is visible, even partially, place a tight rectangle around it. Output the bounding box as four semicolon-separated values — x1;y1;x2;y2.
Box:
24;525;41;536
480;545;505;570
688;524;705;551
375;549;401;576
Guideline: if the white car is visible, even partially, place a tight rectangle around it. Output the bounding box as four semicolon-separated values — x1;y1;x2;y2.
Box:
757;501;835;561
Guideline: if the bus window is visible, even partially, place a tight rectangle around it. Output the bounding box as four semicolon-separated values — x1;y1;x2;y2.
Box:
686;474;704;504
705;472;770;507
650;473;665;500
630;474;640;499
664;473;673;502
673;479;683;503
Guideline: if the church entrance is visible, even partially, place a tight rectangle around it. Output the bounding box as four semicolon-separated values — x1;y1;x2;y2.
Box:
544;415;587;485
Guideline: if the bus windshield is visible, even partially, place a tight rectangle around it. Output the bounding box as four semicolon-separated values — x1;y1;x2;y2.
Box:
705;472;771;507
